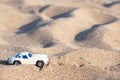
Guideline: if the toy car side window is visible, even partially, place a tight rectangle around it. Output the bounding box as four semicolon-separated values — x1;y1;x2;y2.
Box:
15;54;19;57
22;55;28;59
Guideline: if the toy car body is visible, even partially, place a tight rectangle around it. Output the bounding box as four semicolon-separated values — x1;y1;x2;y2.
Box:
7;52;49;67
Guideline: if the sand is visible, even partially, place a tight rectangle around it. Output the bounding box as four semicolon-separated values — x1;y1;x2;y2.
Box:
0;0;120;80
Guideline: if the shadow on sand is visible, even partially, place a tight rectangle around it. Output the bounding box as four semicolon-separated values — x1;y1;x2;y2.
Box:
16;18;50;34
104;1;120;7
75;18;117;41
0;60;8;65
52;9;75;19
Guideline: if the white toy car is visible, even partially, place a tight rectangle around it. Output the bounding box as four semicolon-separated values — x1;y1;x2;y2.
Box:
7;52;49;68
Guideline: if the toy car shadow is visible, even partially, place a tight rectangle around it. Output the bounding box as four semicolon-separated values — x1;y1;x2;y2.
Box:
0;60;8;65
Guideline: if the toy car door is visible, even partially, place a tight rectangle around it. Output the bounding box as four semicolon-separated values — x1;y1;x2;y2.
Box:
21;55;30;64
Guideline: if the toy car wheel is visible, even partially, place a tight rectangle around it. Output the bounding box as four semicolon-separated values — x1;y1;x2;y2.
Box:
36;61;44;68
14;61;21;65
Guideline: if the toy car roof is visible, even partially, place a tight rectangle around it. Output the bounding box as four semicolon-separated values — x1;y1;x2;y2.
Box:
18;52;31;55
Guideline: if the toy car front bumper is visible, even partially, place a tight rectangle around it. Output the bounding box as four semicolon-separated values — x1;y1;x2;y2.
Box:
7;58;13;64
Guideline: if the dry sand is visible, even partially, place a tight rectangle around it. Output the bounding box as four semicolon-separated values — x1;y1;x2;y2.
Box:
0;0;120;80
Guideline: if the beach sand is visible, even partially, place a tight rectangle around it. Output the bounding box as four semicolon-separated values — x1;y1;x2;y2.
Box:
0;0;120;80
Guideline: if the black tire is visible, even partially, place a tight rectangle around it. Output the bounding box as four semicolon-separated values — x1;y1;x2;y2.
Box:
36;61;44;68
13;61;21;65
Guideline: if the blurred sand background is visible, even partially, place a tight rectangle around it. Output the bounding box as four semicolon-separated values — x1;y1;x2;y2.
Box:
0;0;120;80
